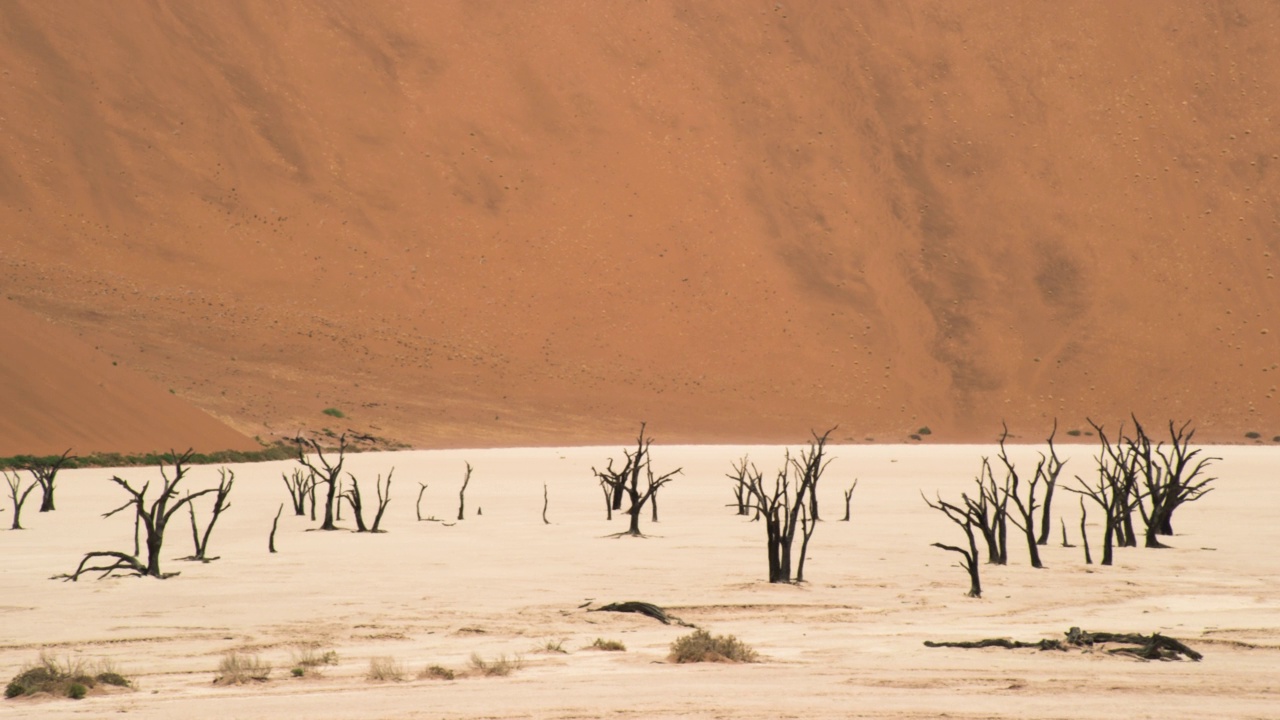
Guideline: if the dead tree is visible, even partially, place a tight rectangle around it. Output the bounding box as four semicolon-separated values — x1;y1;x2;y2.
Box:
923;492;982;598
294;434;348;530
282;468;314;516
995;425;1044;569
22;449;75;513
369;470;392;532
185;468;233;561
456;463;472;521
598;475;615;520
416;482;429;521
1129;418;1217;547
740;429;833;583
841;480;858;521
727;457;756;518
1035;422;1065;545
542;482;550;525
1066;425;1128;566
963;458;1008;565
61;450;218;580
5;470;38;530
269;503;283;553
1079;497;1092;564
594;425;681;537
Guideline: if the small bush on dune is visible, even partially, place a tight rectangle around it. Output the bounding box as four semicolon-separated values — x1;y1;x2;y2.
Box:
589;638;626;652
668;630;759;664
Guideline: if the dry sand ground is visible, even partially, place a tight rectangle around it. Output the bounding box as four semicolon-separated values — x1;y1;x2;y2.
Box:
2;443;1277;719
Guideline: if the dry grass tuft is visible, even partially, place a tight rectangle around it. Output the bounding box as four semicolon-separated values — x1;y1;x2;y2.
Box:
418;664;456;680
589;638;626;652
468;652;522;677
367;656;406;681
214;652;272;685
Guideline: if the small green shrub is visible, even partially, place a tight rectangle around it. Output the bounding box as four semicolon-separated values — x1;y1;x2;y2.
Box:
1245;431;1262;439
215;652;271;685
367;656;405;682
669;629;759;664
290;667;305;678
322;407;345;418
589;638;626;652
66;683;87;700
1066;429;1083;437
917;426;932;435
419;664;455;680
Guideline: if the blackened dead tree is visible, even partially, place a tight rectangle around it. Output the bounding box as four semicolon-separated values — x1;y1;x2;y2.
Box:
294;434;348;530
727;457;756;519
923;491;982;598
594;425;681;537
1035;422;1065;545
841;480;858;522
740;429;833;583
1130;418;1218;547
995;425;1044;569
542;482;550;525
269;503;283;553
185;468;233;561
61;450;218;580
1066;425;1127;566
22;449;75;513
282;468;314;516
456;463;472;521
5;470;37;530
340;471;389;532
963;458;1008;565
416;482;428;521
369;470;392;532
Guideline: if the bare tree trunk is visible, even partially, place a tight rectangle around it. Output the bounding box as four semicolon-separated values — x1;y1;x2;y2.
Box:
542;483;550;525
841;480;858;521
4;471;37;530
457;463;472;521
269;503;283;553
369;471;392;533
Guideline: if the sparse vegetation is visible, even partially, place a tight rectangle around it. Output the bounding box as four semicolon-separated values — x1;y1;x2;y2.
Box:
590;638;626;651
215;652;272;685
5;654;131;700
367;656;405;681
322;407;345;418
668;629;758;664
541;640;567;653
291;646;338;675
0;443;297;471
468;652;521;677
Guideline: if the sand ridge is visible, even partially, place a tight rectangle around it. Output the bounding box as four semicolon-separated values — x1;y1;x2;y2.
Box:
1;2;1279;450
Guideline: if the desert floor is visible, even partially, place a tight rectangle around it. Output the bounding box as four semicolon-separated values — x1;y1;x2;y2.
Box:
2;443;1277;719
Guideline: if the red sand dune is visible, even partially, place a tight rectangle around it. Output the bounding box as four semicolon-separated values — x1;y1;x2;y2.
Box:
1;1;1278;451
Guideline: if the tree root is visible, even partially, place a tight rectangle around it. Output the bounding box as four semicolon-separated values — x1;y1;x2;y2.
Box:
925;626;1202;661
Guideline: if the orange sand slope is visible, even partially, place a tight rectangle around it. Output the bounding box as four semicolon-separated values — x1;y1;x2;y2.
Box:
2;2;1280;450
0;443;1277;719
0;299;255;456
